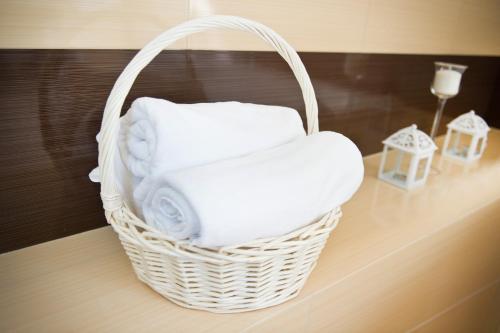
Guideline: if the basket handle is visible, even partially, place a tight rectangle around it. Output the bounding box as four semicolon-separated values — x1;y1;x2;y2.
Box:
99;15;319;211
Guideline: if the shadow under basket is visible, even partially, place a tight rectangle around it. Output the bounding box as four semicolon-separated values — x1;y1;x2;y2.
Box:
98;16;343;313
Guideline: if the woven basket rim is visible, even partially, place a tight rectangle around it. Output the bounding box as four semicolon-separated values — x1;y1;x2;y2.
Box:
108;206;342;264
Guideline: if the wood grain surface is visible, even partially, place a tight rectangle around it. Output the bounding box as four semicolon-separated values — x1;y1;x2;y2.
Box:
0;49;499;252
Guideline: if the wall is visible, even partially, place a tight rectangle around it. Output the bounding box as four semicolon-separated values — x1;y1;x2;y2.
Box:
0;50;499;252
0;1;499;251
0;0;499;55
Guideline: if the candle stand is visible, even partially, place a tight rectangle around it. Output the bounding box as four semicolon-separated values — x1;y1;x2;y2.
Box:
430;62;467;139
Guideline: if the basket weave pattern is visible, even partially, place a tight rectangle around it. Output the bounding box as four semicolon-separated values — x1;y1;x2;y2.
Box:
99;16;342;313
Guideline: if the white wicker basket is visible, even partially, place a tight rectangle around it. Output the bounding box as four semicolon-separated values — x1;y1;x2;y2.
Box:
98;15;342;313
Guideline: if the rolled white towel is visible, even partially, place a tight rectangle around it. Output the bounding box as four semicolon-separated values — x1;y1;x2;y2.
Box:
121;97;306;177
90;97;305;211
134;131;364;247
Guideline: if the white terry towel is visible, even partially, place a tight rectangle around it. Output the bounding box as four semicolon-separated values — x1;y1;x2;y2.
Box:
90;97;305;210
89;130;141;212
134;131;364;247
121;97;306;177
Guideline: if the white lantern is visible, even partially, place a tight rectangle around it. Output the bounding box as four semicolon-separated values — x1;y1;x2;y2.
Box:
378;124;437;190
442;110;490;163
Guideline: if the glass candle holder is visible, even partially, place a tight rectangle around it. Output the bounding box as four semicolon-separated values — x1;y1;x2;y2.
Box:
429;62;467;139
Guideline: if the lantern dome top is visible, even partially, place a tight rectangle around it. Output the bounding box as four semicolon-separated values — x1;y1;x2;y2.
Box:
447;110;489;135
383;124;437;154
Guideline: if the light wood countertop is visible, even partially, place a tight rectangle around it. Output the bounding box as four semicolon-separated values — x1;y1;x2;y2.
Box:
2;130;500;332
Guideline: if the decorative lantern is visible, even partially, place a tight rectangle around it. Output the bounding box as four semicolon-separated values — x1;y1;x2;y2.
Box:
378;124;437;190
442;110;490;163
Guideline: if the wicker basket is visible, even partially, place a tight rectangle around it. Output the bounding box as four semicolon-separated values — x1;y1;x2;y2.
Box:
98;15;342;313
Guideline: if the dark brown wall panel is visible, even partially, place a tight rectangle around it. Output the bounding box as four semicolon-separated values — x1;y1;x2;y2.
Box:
0;50;499;252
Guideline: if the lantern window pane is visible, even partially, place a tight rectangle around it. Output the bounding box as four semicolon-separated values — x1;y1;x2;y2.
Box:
382;148;411;181
476;138;483;155
416;157;428;181
450;131;472;157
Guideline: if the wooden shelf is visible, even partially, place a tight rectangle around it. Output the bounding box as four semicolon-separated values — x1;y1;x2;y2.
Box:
2;130;500;332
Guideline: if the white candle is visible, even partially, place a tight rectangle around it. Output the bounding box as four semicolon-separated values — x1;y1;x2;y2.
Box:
432;69;462;96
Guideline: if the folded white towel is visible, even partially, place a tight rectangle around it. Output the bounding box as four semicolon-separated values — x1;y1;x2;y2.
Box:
121;97;306;177
134;131;364;247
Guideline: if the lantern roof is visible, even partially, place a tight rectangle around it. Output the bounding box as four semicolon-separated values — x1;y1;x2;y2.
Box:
447;110;489;135
383;124;437;154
